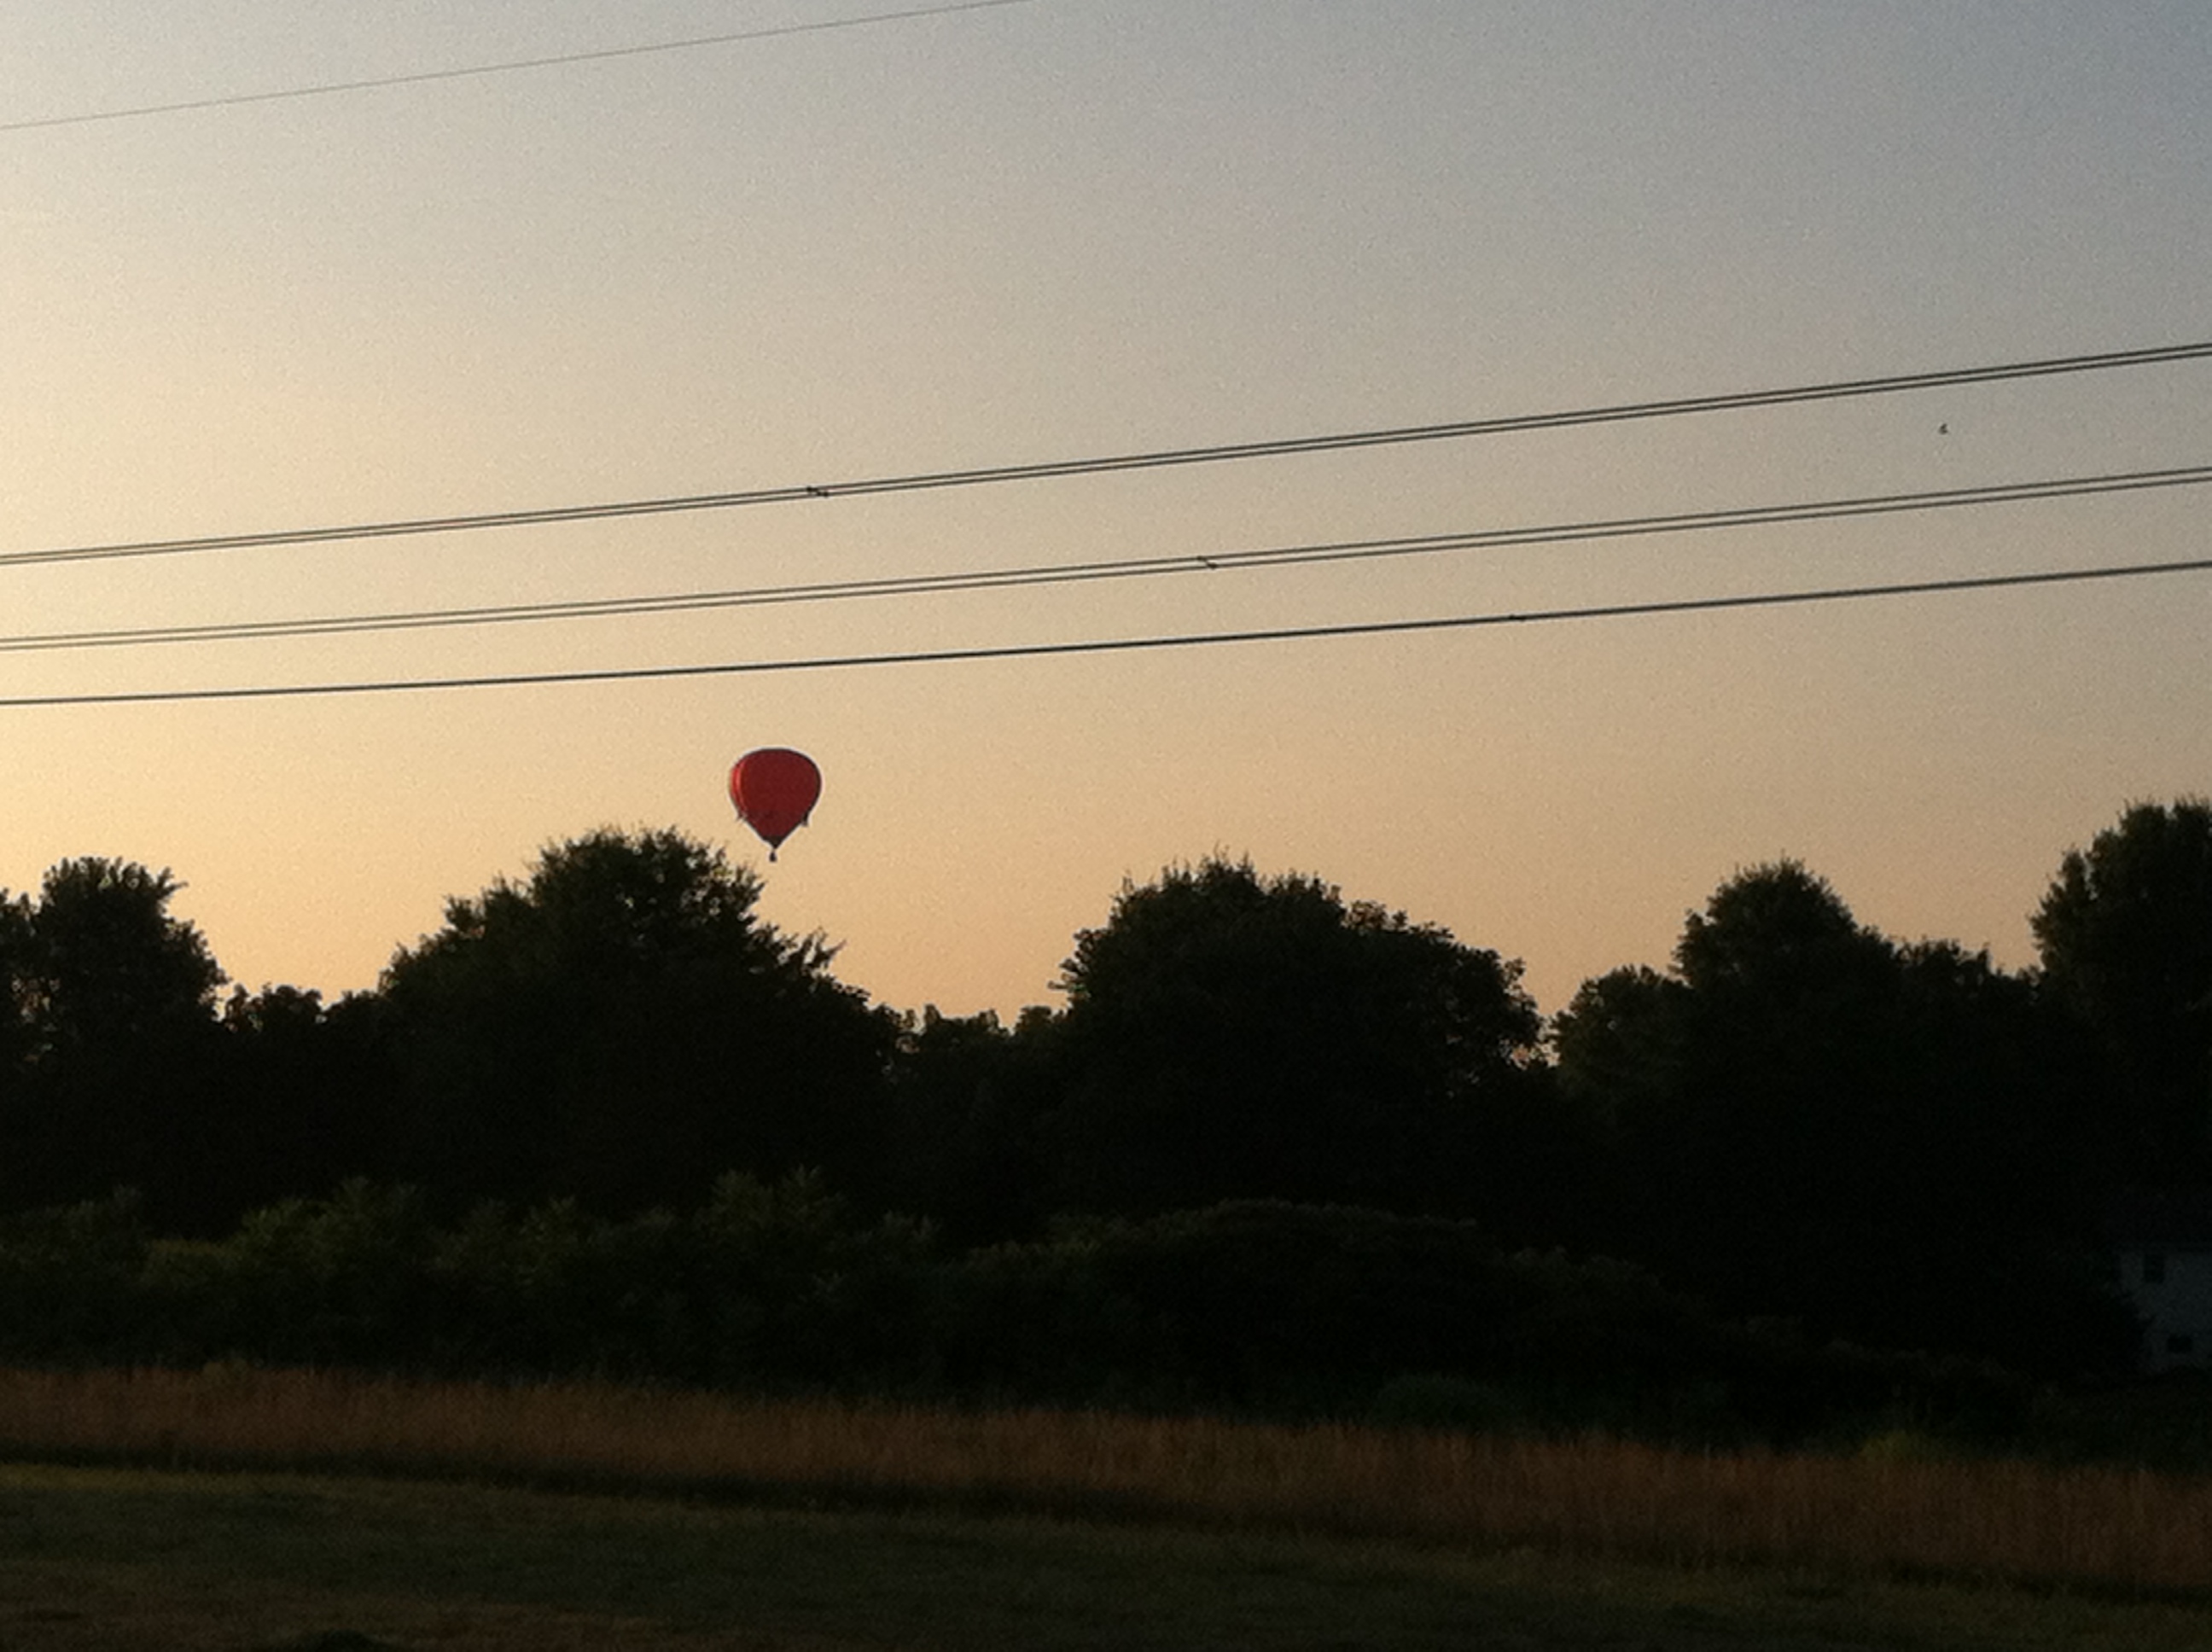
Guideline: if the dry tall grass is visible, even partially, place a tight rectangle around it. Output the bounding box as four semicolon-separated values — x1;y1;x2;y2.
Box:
2;1364;2206;1597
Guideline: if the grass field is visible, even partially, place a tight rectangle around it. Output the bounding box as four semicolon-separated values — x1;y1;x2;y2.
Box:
3;1367;2210;1649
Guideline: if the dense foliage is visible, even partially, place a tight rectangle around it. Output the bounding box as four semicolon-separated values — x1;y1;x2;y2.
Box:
374;828;900;1214
3;802;2206;1408
2033;798;2212;1184
0;1184;2029;1446
1042;858;1548;1221
1554;861;2127;1370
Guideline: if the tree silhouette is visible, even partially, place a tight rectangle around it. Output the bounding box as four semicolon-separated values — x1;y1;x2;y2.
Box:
0;891;33;1090
2033;797;2212;1184
1557;861;2125;1372
1038;857;1551;1224
884;1005;1062;1245
0;858;227;1218
183;984;403;1225
375;828;899;1213
5;858;224;1068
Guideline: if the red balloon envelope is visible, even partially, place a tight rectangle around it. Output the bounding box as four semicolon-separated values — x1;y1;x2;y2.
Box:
729;748;822;860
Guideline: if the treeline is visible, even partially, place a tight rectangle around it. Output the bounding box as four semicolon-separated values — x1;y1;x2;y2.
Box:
3;800;2209;1394
0;1181;2030;1445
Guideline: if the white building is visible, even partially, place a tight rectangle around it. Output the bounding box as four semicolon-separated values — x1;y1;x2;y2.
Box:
2109;1190;2212;1373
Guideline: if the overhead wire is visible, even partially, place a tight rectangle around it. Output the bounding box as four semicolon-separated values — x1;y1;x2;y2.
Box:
4;462;2209;656
7;339;2210;571
2;553;2207;709
9;20;2200;718
0;0;1045;133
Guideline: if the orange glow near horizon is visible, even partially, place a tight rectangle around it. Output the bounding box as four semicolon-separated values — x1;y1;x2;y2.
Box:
5;5;2209;1021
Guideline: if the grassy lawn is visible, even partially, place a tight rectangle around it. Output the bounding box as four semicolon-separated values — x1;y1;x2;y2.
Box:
5;1461;2212;1652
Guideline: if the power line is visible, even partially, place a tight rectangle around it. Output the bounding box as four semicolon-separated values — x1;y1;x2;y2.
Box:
5;553;2207;709
9;339;2210;572
0;0;1045;134
7;462;2209;655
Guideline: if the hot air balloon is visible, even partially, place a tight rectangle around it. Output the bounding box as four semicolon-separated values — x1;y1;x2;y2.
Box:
729;747;822;860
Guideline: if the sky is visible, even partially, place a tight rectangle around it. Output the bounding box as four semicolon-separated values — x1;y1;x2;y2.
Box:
5;1;2211;1024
